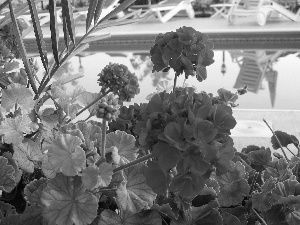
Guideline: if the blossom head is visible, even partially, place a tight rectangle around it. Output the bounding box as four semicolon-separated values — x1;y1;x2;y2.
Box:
150;26;214;82
98;63;140;102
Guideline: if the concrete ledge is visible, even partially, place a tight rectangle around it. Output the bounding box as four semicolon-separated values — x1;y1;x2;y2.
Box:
23;17;300;53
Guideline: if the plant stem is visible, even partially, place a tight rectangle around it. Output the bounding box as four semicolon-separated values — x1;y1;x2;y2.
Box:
76;89;111;118
252;208;267;225
173;72;178;93
99;119;107;163
286;146;296;157
113;153;154;173
263;119;289;161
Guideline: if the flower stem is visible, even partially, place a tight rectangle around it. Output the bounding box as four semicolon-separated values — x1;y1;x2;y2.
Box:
113;153;154;173
100;119;107;163
263;119;289;161
173;72;178;93
252;208;267;225
286;146;296;157
76;89;111;117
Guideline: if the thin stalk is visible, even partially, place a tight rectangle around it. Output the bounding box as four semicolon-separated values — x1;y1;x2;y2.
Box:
173;72;178;93
99;119;107;163
286;146;296;157
113;153;154;173
252;208;267;225
263;119;289;161
76;89;111;118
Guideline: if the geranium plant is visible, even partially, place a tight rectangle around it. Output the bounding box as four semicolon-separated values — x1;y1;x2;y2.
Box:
1;0;300;225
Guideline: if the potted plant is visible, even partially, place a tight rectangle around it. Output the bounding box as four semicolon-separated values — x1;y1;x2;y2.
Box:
0;0;300;224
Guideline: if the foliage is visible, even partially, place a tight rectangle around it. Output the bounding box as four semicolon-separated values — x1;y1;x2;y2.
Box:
0;1;300;224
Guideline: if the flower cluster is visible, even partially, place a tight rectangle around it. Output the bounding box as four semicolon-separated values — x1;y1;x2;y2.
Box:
95;93;120;121
150;26;214;82
98;63;140;102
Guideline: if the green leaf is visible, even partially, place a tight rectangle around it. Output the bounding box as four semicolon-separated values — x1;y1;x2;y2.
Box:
177;151;210;177
151;203;178;221
27;0;48;73
252;177;277;211
247;147;272;169
2;152;22;185
47;134;86;176
61;0;75;45
271;131;297;149
69;121;101;153
7;0;38;94
0;60;19;74
271;178;300;203
0;202;17;220
0;214;21;225
41;174;98;225
99;209;162;225
152;141;182;171
1;82;35;112
204;138;235;176
99;0;137;22
86;0;97;32
262;204;288;225
19;205;46;225
146;93;163;114
48;0;60;66
170;172;205;198
41;154;56;178
217;88;238;104
212;104;236;133
252;192;274;212
217;161;247;186
143;160;170;195
0;115;32;144
24;178;48;205
286;209;300;225
78;91;100;115
13;139;43;173
62;13;71;51
218;179;250;207
191;119;218;144
191;200;222;225
222;212;241;225
40;108;59;130
116;163;157;214
81;163;113;190
94;0;105;25
106;130;139;162
0;156;16;193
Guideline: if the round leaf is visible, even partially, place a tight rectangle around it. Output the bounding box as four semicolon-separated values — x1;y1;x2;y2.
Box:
47;134;86;176
41;174;98;225
106;130;139;162
24;178;48;205
218;179;250;207
0;156;16;192
13;139;43;173
81;163;113;190
116;163;157;214
1;82;35;112
99;209;162;225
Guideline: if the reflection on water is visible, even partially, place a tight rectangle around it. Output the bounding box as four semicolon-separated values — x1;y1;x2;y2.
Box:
35;49;300;110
